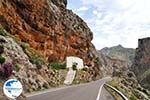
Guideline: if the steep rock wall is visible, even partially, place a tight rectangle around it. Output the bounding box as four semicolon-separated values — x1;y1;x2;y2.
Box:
131;37;150;90
0;0;98;68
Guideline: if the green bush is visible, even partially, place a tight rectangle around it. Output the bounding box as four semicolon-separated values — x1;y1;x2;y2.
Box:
14;64;20;72
0;56;5;64
72;62;77;70
30;56;44;69
0;27;7;36
20;42;29;51
0;45;4;55
82;67;88;71
49;62;66;70
129;95;137;100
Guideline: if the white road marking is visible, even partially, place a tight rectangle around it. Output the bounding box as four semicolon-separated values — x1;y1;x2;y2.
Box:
96;76;112;100
96;83;105;100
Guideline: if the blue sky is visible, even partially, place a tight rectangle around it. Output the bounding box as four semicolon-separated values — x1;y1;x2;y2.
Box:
67;0;150;50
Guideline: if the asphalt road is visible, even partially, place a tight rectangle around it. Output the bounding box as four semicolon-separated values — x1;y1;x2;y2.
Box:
101;87;115;100
27;77;114;100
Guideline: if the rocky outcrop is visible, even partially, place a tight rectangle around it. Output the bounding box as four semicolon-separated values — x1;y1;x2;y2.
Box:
131;37;150;91
0;0;98;69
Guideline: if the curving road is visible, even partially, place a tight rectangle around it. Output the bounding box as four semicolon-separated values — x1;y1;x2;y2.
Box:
27;77;114;100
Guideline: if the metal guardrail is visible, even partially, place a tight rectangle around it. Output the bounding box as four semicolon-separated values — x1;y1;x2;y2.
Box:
105;84;128;100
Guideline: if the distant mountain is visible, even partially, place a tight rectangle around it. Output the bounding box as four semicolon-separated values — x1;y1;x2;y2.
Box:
97;52;129;76
97;45;133;76
131;37;150;91
99;45;135;66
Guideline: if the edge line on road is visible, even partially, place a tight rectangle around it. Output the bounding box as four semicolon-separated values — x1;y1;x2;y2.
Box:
96;83;105;100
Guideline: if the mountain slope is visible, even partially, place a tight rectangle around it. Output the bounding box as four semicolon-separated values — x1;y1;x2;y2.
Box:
100;45;135;66
98;46;150;99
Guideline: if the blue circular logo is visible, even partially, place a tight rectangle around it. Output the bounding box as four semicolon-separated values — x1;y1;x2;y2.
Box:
3;79;23;99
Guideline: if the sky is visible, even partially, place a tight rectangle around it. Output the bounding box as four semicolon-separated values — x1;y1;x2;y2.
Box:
67;0;150;50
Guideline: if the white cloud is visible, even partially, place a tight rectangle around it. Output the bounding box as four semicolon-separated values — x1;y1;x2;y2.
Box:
92;10;102;18
70;6;89;17
79;0;150;49
93;10;98;15
77;6;89;12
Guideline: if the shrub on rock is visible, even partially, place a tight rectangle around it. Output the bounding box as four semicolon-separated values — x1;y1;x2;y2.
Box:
49;62;66;70
0;27;7;36
0;56;5;64
0;45;4;55
0;62;13;78
30;56;44;69
14;64;20;72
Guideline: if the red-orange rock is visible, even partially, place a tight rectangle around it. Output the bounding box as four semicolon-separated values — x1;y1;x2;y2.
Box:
0;0;99;70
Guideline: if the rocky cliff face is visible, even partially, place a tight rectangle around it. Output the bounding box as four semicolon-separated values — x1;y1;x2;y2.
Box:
131;37;150;91
0;0;102;99
0;0;98;67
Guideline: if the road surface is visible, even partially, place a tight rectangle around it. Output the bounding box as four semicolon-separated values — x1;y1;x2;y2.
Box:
27;77;114;100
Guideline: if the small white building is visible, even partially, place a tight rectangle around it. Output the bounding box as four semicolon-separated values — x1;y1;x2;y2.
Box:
66;56;84;69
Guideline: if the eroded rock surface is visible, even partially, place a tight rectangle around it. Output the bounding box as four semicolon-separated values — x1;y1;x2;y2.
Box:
0;0;98;68
132;37;150;91
0;0;102;98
